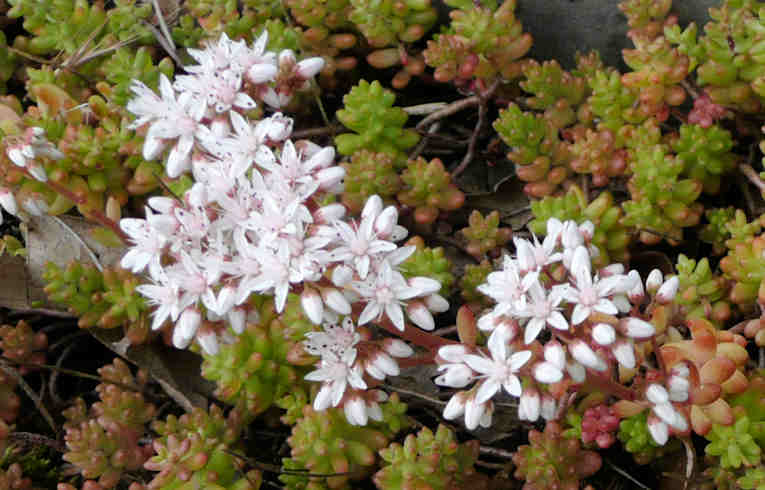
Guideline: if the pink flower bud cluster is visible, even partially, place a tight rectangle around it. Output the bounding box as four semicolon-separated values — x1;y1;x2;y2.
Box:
581;404;619;448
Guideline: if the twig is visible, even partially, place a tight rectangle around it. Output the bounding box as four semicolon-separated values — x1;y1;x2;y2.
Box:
49;342;76;406
292;125;343;139
51;216;103;272
402;102;448;116
0;362;58;436
451;79;500;178
7;308;76;319
410;122;440;161
682;437;695;490
740;163;765;194
223;448;366;477
415;96;481;130
478;445;515;459
150;0;180;65
606;459;651;489
381;383;446;405
0;355;145;394
452;100;486;178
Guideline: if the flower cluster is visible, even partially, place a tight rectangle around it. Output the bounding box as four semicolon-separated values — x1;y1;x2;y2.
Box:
434;218;665;432
120;33;447;366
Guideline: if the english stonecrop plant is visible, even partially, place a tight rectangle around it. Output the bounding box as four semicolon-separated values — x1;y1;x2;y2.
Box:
3;0;765;488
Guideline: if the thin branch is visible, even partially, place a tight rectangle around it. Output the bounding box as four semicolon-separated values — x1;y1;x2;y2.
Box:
452;99;486;178
150;0;179;64
0;362;58;436
0;355;145;394
478;445;515;459
415;96;481;130
410;122;440;160
292;125;343;139
382;383;447;406
606;459;651;489
740;163;765;194
402;102;448;116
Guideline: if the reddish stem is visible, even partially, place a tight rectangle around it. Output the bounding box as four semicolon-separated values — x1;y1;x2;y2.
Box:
377;316;456;351
584;372;637;401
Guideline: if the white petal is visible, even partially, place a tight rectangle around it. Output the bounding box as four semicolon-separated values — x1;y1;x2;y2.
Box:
612;341;636;369
646;384;669;405
300;288;324;325
622;317;655;338
648;418;669;445
533;362;563;383
592;323;616;345
476;378;500;404
502;375;523;397
443;394;466;420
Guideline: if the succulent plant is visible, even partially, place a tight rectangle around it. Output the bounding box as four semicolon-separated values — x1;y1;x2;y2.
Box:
0;320;47;372
512;421;602;490
335;80;419;159
458;210;512;260
201;294;313;417
705;416;762;469
341;150;402;214
398;236;455;295
373;424;487;490
397;157;465;225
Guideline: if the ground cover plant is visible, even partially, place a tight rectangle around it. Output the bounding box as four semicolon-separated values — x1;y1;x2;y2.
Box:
2;0;765;488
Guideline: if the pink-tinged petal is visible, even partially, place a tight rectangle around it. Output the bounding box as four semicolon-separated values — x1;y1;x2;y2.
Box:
509;350;532;371
385;302;405;331
438;344;469;363
622;317;655;339
407;277;442;296
435;364;474;388
228;308;246;334
653;402;678;426
316;166;345;190
297;57;325;79
612;341;636;369
463;354;493;374
359;302;381;326
514;238;535;271
344;397;367;426
647;418;669;445
464;398;485;430
646;269;663;294
361;194;383;221
234;92;257;110
534;362;563;383
384;338;413;358
571;245;592;286
407;301;434;330
321;287;351;315
301;287;324;324
331;379;348;406
656;276;679;303
487;327;509;361
374;206;398;236
313;385;333;410
524;317;545;344
519;389;541;421
372;353;399;376
646;384;669;405
248;63;278;84
593;298;618;316
541;395;557;421
443;393;466;420
197;331;219;355
592;323;616;346
424;293;450;313
547;311;569;331
571;304;591;326
567;362;586;383
544;341;566;370
386;246;417;267
502;375;522;397
476;378;500;404
570;340;602;370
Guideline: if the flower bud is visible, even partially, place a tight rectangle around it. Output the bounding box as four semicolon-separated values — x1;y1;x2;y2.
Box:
646;269;663;294
656;276;679;303
518;388;541;421
300;287;324;325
